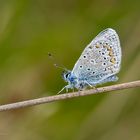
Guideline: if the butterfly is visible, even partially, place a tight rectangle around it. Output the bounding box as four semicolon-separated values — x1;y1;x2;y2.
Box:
58;28;121;94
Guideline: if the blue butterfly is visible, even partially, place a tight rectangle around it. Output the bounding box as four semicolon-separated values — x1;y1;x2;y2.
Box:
58;28;121;93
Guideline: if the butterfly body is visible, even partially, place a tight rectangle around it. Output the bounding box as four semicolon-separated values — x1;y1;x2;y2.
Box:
62;71;87;90
59;28;121;93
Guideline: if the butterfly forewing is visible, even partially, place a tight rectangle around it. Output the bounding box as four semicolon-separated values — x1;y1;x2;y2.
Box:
71;28;121;85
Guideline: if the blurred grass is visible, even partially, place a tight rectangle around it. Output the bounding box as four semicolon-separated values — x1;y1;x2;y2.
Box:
0;0;140;140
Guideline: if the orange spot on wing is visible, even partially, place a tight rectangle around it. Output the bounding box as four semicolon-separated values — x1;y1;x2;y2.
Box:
110;57;116;64
95;45;100;48
109;51;113;56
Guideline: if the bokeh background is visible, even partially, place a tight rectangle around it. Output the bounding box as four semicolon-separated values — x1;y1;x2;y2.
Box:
0;0;140;140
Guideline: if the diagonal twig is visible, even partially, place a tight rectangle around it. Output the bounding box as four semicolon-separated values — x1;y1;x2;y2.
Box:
0;80;140;112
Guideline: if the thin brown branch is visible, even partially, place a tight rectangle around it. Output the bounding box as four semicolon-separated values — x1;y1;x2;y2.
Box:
0;80;140;112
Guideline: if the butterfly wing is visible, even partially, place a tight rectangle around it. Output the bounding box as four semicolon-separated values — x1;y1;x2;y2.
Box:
71;28;121;85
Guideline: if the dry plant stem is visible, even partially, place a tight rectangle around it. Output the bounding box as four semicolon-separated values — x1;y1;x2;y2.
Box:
0;80;140;112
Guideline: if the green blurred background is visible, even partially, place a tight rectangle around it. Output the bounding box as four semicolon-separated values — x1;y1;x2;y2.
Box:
0;0;140;140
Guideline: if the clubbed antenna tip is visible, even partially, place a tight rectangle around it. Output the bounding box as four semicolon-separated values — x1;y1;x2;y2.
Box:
48;52;52;57
48;52;68;71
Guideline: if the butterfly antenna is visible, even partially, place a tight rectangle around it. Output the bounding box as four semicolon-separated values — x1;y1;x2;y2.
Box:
48;52;68;71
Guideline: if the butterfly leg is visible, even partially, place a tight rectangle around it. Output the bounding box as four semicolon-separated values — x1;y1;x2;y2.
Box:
66;87;69;93
72;88;75;92
84;81;99;92
57;86;66;94
57;84;73;94
85;81;96;89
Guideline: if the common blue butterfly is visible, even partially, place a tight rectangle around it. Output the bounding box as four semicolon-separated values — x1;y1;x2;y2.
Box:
58;28;121;93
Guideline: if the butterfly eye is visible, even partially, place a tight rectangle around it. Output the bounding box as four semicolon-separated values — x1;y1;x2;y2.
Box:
65;73;69;78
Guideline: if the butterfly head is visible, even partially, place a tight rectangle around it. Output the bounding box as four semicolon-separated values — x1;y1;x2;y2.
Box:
62;70;77;83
